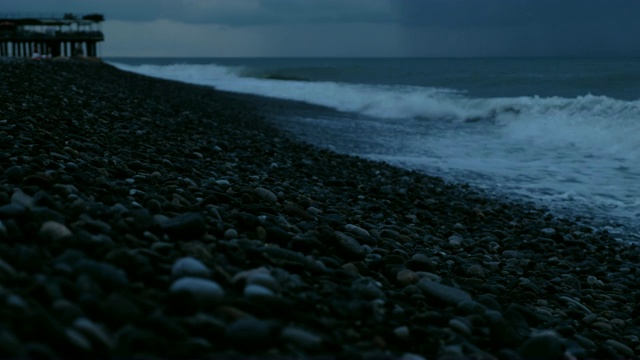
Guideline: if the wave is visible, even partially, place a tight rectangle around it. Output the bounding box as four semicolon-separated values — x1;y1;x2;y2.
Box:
109;61;640;155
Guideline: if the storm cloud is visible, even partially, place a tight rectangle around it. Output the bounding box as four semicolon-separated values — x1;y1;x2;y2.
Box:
3;0;639;57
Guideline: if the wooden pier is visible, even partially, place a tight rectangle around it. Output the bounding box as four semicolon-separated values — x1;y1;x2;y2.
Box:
0;13;104;58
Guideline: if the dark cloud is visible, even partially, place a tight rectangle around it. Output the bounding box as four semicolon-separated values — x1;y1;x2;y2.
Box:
3;0;640;56
2;0;397;25
395;0;640;56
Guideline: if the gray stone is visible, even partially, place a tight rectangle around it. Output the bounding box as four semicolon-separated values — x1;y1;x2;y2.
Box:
255;187;278;203
335;231;365;260
39;221;73;241
76;259;129;289
417;279;472;306
449;318;472;337
405;254;435;272
519;331;565;360
0;258;16;278
159;212;206;239
345;224;370;238
171;257;211;279
352;278;386;300
73;317;113;351
65;328;92;351
224;228;238;239
281;326;323;349
11;189;34;209
170;277;224;304
541;228;556;236
604;339;634;357
244;284;275;298
226;318;276;349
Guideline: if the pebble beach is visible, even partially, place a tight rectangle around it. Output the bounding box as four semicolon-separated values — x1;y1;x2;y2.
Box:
0;59;639;359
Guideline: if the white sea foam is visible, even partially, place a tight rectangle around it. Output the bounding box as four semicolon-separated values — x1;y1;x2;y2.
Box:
110;61;640;232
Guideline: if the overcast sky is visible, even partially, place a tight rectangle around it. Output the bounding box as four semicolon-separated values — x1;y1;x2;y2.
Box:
3;0;640;57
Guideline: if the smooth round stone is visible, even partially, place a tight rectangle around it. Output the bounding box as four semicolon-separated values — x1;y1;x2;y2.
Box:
0;258;16;277
52;299;84;323
39;221;72;241
604;339;634;357
73;317;113;351
449;318;472;337
247;273;279;292
65;328;92;351
405;254;435;272
351;279;386;300
345;224;369;238
255;187;278;203
335;231;365;260
76;259;129;289
466;264;485;279
586;275;603;288
417;280;472;306
224;228;238;239
243;284;275;298
11;190;34;209
518;331;565;360
170;277;224;304
541;228;557;236
281;326;322;349
171;257;211;279
393;325;410;339
226;318;276;349
397;269;419;285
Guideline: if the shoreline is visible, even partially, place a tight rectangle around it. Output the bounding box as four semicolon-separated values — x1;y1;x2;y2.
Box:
0;60;638;359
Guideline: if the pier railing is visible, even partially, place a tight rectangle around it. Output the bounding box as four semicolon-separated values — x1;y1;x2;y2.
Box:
0;13;105;58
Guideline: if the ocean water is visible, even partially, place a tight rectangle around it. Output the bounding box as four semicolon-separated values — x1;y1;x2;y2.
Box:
106;57;640;240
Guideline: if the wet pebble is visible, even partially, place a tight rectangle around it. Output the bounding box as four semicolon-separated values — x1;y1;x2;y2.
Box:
171;256;211;279
170;277;224;304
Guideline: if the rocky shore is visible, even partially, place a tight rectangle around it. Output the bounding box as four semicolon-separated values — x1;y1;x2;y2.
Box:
0;59;638;359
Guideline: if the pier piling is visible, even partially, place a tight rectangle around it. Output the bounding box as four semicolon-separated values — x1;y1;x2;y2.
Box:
0;13;104;58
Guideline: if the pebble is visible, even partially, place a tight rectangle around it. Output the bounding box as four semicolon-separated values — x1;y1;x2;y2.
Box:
65;328;92;351
226;318;276;350
604;339;634;357
345;224;370;238
39;221;73;241
541;228;556;235
1;58;637;360
255;187;278;203
281;326;323;349
224;228;238;239
247;273;279;292
397;269;419;285
0;258;16;278
416;279;472;306
518;331;565;360
335;231;365;260
449;318;472;337
352;278;386;300
75;259;129;289
159;212;206;239
404;254;435;272
171;257;211;278
11;189;35;208
244;283;276;298
170;277;224;304
73;317;113;351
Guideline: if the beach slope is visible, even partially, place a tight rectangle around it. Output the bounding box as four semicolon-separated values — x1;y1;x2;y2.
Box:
0;60;638;359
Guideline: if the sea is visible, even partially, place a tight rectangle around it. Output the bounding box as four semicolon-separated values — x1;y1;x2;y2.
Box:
105;57;640;241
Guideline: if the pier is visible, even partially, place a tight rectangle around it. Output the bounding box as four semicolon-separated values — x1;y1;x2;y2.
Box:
0;13;104;58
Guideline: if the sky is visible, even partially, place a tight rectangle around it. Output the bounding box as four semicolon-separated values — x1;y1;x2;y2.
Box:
2;0;640;57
